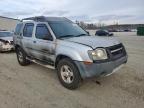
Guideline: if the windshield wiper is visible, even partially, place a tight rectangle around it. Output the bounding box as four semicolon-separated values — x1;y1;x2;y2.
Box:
58;35;75;39
76;34;88;37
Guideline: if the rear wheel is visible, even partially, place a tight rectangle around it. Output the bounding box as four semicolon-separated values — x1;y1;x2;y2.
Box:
16;47;30;66
57;58;81;90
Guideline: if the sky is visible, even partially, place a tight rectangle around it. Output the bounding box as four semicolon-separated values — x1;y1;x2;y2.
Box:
0;0;144;25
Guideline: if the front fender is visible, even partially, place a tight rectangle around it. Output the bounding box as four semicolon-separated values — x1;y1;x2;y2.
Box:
56;48;83;61
55;41;93;62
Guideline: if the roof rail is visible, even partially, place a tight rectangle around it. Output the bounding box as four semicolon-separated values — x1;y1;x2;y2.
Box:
22;16;46;22
21;16;73;23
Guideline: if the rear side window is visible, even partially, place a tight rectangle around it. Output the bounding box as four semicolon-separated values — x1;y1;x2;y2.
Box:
23;23;34;37
15;23;23;35
35;24;53;41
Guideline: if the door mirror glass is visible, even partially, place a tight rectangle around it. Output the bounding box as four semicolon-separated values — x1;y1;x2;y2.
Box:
42;35;53;41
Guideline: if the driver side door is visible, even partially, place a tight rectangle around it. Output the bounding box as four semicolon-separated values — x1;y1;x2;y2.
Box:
31;23;55;64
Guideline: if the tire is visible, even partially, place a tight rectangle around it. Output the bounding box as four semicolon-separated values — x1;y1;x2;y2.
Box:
57;58;81;90
0;43;2;52
16;47;30;66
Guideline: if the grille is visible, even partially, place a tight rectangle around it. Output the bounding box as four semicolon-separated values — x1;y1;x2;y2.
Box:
107;43;126;60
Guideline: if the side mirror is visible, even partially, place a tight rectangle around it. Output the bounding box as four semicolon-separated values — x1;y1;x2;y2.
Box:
43;35;53;41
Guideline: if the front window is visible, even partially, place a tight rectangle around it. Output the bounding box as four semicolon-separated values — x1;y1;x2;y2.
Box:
49;21;88;38
35;24;53;41
0;32;13;37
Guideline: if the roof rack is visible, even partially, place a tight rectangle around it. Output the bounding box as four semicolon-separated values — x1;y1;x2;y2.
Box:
22;16;47;22
21;16;73;23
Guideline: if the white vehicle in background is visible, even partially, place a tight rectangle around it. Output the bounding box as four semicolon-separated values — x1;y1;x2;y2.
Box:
0;31;14;52
131;29;137;32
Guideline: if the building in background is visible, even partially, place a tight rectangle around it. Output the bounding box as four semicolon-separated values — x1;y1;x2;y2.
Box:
0;16;20;31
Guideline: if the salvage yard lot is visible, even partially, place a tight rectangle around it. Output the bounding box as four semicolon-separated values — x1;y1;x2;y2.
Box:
0;32;144;108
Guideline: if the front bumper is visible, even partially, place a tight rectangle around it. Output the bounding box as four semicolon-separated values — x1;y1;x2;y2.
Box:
74;55;128;79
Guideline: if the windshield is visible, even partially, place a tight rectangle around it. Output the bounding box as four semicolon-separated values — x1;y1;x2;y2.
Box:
49;21;88;38
0;32;13;37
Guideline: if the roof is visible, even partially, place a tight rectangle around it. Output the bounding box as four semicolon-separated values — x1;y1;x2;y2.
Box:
22;16;72;23
0;16;20;21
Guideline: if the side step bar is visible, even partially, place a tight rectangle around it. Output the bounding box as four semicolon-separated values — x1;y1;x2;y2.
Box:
27;57;55;70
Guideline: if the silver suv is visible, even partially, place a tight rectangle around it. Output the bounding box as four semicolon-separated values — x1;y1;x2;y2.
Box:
13;16;128;89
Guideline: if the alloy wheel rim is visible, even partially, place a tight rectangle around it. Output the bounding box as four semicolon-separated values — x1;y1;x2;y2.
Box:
60;65;74;84
18;50;23;62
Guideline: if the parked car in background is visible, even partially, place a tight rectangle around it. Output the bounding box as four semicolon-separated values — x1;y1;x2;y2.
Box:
108;29;118;32
13;16;127;90
0;31;14;52
131;29;137;32
124;29;131;32
95;30;114;36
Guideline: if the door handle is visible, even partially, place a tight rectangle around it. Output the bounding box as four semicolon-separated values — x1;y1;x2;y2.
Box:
33;41;36;43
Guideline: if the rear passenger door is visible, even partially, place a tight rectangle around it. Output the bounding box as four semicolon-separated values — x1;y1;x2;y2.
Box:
22;23;34;56
32;23;55;64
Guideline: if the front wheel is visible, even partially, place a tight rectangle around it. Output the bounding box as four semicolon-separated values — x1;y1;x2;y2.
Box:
57;58;81;90
16;47;30;66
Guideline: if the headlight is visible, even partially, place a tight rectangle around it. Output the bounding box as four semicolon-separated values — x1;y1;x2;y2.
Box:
88;48;108;60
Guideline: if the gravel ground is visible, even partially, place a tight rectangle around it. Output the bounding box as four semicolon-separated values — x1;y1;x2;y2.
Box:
0;32;144;108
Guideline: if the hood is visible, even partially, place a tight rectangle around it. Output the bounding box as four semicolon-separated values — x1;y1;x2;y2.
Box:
65;36;120;49
0;37;13;42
